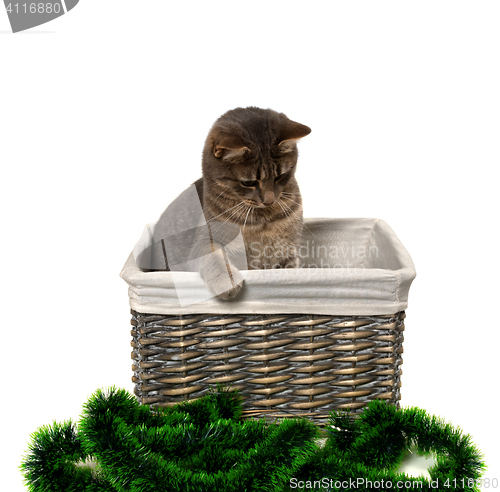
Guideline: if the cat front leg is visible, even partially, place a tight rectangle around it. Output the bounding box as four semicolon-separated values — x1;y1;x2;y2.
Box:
187;223;245;300
198;247;244;300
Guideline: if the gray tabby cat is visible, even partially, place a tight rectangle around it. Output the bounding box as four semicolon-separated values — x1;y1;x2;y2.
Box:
138;107;311;300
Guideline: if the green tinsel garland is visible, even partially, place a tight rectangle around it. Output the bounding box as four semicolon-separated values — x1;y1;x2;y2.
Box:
288;400;486;492
21;388;485;492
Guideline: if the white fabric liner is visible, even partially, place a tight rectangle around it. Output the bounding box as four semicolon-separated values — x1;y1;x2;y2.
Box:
120;218;416;316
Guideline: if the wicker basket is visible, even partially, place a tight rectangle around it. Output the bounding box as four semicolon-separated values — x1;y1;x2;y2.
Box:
131;310;405;422
123;218;415;422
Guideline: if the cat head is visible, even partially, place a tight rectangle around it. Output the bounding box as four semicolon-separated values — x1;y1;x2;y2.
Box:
202;107;310;208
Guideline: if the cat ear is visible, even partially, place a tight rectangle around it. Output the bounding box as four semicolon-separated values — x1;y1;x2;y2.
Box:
213;132;249;160
278;120;311;153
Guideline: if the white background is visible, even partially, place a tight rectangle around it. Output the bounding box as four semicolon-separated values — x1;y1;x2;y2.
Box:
2;1;499;488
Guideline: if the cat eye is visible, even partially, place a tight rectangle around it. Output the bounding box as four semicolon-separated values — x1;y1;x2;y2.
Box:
241;180;258;187
275;173;287;182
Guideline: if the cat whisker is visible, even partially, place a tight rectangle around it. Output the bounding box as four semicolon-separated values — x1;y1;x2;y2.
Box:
242;205;252;233
279;198;317;239
216;202;249;230
278;198;295;217
281;195;302;208
212;185;233;207
208;201;245;223
277;199;289;218
209;203;248;238
220;203;246;224
215;186;230;200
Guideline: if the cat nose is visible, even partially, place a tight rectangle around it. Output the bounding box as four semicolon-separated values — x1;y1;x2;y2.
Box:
262;191;275;206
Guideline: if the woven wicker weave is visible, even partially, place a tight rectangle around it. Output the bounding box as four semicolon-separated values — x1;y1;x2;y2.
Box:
131;310;405;423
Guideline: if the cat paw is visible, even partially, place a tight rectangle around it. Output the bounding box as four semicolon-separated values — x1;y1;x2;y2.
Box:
215;279;244;300
202;267;244;301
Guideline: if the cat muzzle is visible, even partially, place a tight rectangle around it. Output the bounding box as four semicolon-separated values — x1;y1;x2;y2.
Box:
262;191;275;206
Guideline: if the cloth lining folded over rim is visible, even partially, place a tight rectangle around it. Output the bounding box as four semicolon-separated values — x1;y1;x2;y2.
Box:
120;218;416;316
